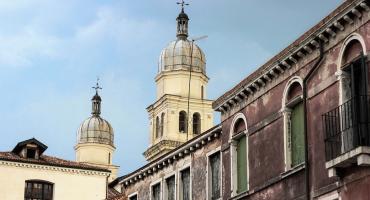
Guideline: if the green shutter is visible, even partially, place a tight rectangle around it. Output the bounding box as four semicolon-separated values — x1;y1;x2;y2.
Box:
237;135;248;193
291;102;305;167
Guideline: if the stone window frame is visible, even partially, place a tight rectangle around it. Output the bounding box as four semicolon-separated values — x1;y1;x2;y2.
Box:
163;172;177;200
317;190;340;200
24;179;54;200
334;33;367;156
337;33;367;105
206;147;222;200
228;112;249;197
128;192;139;200
178;163;192;200
150;178;163;200
282;76;304;171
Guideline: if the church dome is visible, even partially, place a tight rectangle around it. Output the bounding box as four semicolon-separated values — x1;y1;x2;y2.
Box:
77;82;114;146
77;115;114;146
158;39;206;74
158;6;206;74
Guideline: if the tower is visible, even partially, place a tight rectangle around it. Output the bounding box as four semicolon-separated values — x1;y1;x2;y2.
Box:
144;3;214;161
75;82;119;182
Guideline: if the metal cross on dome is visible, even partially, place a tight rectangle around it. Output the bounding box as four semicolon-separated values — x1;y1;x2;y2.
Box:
177;0;189;10
92;77;102;94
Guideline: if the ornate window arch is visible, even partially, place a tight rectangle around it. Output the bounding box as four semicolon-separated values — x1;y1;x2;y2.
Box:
229;113;249;196
282;76;305;170
337;33;367;105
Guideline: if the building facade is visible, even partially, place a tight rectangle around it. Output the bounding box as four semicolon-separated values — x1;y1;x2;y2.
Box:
109;0;370;200
0;138;110;200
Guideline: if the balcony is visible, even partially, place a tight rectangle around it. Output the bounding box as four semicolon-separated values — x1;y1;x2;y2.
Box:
323;95;370;177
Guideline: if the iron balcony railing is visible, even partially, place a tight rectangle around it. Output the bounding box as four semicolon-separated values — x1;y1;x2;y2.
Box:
323;95;370;161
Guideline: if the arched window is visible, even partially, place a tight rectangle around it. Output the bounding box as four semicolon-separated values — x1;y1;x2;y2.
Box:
179;111;187;133
25;180;53;200
155;116;160;138
193;113;201;134
282;77;304;170
229;113;248;196
160;113;165;137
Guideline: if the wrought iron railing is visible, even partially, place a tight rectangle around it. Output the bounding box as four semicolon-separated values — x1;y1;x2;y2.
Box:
323;95;370;161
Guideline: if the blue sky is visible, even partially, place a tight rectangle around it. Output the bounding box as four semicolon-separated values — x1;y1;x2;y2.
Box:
0;0;342;175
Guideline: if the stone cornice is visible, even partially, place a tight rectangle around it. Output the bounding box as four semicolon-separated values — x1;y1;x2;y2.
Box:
0;160;110;176
213;0;370;114
116;125;222;188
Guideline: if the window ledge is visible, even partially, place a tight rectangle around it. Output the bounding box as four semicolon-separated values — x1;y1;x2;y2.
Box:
281;163;305;179
326;146;370;177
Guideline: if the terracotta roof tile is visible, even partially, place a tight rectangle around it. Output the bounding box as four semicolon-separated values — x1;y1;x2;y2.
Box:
0;152;110;172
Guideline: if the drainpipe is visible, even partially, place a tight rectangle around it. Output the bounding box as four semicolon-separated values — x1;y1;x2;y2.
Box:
106;173;111;199
303;41;324;200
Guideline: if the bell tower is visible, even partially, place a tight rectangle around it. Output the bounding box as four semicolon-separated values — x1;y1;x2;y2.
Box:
144;2;214;161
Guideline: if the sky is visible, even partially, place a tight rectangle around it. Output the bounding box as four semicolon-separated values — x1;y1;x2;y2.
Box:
0;0;343;175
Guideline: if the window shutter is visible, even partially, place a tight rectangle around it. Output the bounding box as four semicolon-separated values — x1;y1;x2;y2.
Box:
237;135;248;193
291;102;305;166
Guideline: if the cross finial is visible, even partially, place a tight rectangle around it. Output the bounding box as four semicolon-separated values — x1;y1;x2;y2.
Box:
177;0;189;12
92;77;102;94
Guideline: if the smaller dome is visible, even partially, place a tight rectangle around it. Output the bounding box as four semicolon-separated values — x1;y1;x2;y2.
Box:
158;39;206;74
77;116;114;146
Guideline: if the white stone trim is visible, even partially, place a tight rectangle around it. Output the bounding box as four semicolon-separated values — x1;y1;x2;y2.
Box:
0;160;110;176
229;113;248;142
317;190;340;200
128;191;139;200
178;163;192;200
337;33;367;106
206;147;222;200
163;172;176;200
150;178;163;200
282;76;303;171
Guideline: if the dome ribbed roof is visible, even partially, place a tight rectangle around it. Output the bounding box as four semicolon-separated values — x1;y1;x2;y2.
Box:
158;39;206;74
77;116;114;146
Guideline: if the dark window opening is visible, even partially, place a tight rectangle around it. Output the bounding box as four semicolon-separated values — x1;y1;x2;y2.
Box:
209;152;221;200
129;194;138;200
24;180;53;200
193;113;201;135
152;183;161;200
179;111;187;133
180;168;190;200
27;149;36;159
165;176;176;200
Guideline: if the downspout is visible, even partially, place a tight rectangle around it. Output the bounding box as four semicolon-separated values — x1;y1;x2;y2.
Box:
106;173;111;199
303;41;324;200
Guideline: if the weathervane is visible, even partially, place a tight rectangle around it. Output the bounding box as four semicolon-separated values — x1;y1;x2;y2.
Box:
177;0;189;11
92;77;102;94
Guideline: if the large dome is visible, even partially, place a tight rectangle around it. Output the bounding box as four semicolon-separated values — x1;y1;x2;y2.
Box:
77;115;114;146
158;39;206;74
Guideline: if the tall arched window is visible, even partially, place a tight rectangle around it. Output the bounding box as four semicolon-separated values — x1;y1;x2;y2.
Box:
155;116;160;138
160;113;165;137
193;112;201;134
229;113;248;196
25;180;53;200
282;77;304;170
179;111;187;133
